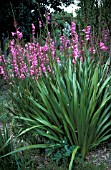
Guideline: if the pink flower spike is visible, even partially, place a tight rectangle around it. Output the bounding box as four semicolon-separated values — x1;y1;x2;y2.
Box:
72;59;76;64
32;23;35;35
32;23;35;30
17;31;23;39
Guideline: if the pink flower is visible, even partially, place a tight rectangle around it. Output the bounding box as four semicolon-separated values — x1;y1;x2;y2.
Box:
82;26;91;41
17;31;23;39
20;74;25;79
72;59;76;64
56;57;60;63
39;20;42;28
0;66;4;75
32;23;35;35
89;46;96;54
30;70;34;75
10;39;15;46
47;65;51;72
71;22;76;36
32;23;35;30
99;42;109;51
11;32;16;36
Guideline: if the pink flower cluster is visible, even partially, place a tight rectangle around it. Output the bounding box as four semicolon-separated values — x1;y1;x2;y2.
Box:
9;41;53;79
82;26;91;41
99;41;109;51
89;46;96;54
0;22;110;80
70;21;79;64
12;28;23;40
0;26;57;80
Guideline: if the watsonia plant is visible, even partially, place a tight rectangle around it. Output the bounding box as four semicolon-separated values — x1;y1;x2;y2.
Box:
0;20;111;170
5;54;111;169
